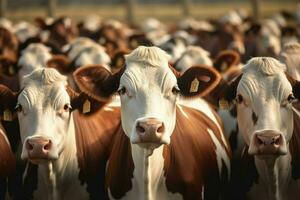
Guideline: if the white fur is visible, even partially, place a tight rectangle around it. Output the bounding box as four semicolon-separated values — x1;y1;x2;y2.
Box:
18;68;89;200
236;57;299;199
18;43;52;88
175;46;212;72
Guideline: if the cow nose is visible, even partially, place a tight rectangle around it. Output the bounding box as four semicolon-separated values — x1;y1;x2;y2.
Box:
26;137;52;158
248;130;287;155
136;118;165;143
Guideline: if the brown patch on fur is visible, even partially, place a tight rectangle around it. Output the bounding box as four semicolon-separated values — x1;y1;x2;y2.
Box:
290;102;300;179
0;126;15;177
287;74;300;100
110;49;130;72
0;56;18;77
214;50;240;73
0;84;18;112
47;55;72;74
178;65;221;97
0;27;19;62
220;74;243;104
163;105;230;199
73;106;121;176
105;124;134;199
73;65;125;102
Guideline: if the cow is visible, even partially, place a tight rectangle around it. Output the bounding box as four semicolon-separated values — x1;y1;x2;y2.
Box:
0;68;120;199
279;42;300;81
174;46;213;73
18;43;52;87
220;57;300;200
74;46;231;199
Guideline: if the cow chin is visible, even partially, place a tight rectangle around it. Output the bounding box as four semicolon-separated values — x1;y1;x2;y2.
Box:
131;134;170;150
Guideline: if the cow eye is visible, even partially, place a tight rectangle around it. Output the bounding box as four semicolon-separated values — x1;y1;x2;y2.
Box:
63;104;72;112
236;94;243;104
172;86;180;95
15;104;22;112
287;94;296;103
118;87;127;95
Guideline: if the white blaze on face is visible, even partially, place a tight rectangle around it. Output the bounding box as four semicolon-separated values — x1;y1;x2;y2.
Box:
175;46;212;73
18;68;71;162
119;46;178;147
236;58;294;154
18;43;52;87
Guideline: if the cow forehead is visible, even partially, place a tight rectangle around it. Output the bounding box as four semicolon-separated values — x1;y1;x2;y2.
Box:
238;73;292;102
19;82;70;108
122;62;176;88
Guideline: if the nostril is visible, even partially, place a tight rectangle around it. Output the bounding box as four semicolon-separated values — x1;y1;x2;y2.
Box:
136;124;145;134
257;137;264;145
157;123;165;133
26;141;34;151
44;141;51;151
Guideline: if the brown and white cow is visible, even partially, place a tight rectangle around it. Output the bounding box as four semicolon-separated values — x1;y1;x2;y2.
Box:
74;46;231;199
0;68;120;199
220;57;300;200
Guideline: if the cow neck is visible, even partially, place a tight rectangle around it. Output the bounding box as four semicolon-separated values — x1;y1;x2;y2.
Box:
37;113;83;199
131;144;165;200
254;151;291;200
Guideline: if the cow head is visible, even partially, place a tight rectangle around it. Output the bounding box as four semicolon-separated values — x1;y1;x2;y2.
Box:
0;68;98;164
74;46;220;150
220;57;300;157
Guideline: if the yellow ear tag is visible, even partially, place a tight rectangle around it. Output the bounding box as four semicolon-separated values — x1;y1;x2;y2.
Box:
3;109;12;121
190;78;199;93
219;99;230;110
8;65;15;75
82;99;91;114
221;62;228;72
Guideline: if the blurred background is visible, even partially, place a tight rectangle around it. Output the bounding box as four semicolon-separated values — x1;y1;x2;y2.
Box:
1;0;299;23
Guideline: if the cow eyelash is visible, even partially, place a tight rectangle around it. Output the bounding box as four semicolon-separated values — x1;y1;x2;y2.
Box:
236;94;243;104
63;104;72;112
172;86;180;94
15;104;22;112
287;94;296;104
118;87;126;95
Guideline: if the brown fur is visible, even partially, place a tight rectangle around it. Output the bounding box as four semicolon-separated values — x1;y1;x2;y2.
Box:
47;55;72;74
214;50;240;73
0;28;19;62
104;105;230;199
0;126;15;177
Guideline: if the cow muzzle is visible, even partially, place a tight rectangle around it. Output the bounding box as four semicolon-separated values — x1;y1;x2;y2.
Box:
22;136;58;163
133;117;166;148
248;130;287;156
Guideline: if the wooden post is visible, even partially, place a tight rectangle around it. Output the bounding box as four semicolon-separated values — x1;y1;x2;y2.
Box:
47;0;57;18
126;0;135;25
250;0;260;22
0;0;7;18
181;0;192;17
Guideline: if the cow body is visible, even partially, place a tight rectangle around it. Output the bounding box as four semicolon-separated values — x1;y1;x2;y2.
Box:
221;57;300;200
74;46;231;199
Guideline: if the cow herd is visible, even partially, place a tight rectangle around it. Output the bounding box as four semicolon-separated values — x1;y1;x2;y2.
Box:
0;7;300;200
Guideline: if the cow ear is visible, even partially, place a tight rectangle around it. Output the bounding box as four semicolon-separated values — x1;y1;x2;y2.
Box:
214;50;240;73
47;55;72;74
0;84;18;121
73;65;124;102
218;74;243;109
177;65;221;97
286;74;300;100
0;56;18;76
110;50;129;72
66;87;106;115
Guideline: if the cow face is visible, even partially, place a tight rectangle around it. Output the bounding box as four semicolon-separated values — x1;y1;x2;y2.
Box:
74;46;220;150
222;57;300;157
1;68;92;164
